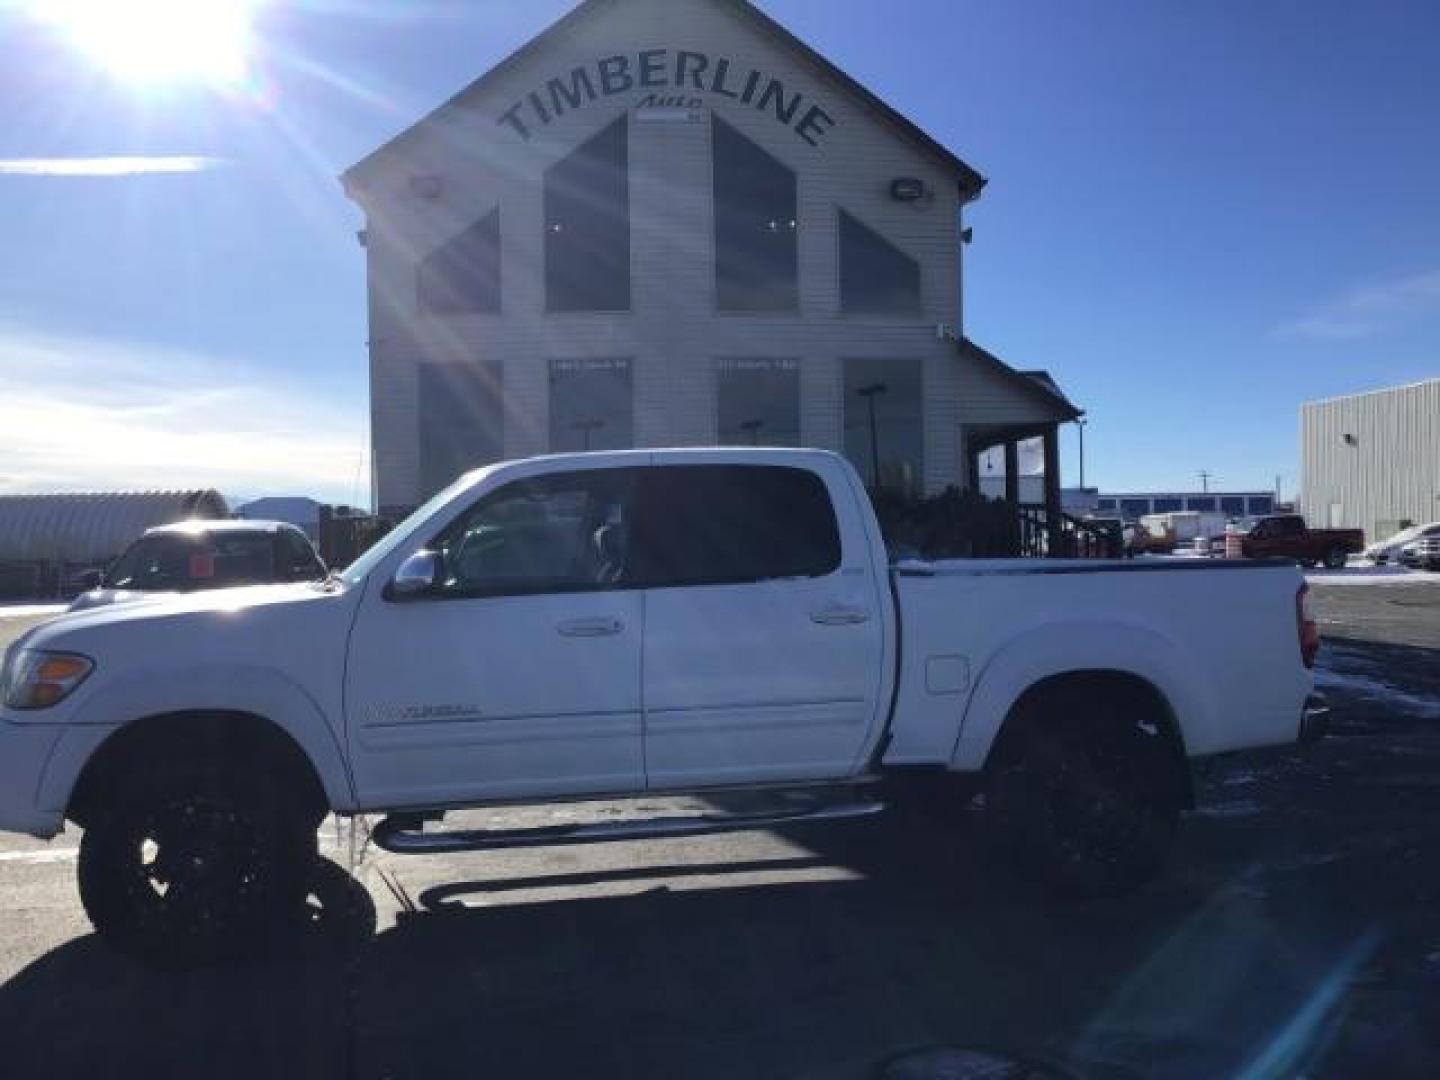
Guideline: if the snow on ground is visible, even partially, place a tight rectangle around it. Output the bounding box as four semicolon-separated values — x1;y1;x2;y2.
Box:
1307;563;1440;586
1314;665;1440;720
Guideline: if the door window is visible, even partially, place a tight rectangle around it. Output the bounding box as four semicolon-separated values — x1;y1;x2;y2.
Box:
433;470;636;596
631;465;840;588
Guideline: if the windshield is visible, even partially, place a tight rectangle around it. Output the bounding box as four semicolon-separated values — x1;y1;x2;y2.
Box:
337;470;484;586
107;532;275;591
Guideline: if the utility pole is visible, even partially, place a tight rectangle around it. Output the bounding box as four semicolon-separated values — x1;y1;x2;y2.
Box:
1076;417;1088;490
1198;470;1212;494
856;383;887;490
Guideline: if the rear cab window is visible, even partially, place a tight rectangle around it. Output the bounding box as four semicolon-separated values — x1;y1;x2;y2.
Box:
630;464;841;588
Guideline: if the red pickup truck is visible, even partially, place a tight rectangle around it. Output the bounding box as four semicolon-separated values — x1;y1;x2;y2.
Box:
1230;514;1364;569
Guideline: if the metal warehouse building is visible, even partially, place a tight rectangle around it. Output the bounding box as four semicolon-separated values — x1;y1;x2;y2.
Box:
1300;379;1440;542
343;0;1081;521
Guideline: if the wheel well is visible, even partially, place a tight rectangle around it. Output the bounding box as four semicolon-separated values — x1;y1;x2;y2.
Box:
67;711;330;830
986;670;1193;809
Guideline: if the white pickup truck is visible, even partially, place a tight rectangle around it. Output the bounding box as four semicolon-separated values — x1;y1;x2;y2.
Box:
0;449;1324;962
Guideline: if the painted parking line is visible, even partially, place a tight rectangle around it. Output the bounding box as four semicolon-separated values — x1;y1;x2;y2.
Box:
0;848;77;864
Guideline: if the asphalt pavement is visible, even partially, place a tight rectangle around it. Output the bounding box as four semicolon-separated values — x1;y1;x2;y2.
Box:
0;577;1437;1079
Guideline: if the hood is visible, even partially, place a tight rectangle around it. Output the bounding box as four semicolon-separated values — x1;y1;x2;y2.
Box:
23;581;348;654
67;588;174;612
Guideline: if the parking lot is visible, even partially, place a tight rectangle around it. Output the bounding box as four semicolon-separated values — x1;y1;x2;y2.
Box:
0;575;1437;1079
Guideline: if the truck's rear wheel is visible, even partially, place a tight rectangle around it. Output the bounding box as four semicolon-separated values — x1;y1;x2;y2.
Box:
984;719;1180;897
78;765;315;966
1323;546;1348;570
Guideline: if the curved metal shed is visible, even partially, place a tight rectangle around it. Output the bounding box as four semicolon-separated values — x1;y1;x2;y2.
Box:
0;491;228;564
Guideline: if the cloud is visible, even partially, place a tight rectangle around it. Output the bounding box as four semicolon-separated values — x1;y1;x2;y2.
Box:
0;156;226;177
0;324;369;506
1275;269;1440;340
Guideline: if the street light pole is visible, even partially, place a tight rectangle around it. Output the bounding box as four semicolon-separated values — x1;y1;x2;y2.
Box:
856;382;887;491
1076;417;1088;490
572;418;605;452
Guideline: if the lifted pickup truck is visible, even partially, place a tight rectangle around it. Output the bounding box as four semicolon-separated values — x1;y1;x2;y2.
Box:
1230;514;1364;569
0;450;1322;962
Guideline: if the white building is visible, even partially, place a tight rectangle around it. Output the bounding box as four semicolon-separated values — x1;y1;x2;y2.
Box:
1301;379;1440;541
342;0;1081;518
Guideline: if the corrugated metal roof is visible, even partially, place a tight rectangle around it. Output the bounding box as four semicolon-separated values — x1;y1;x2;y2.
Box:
0;490;229;563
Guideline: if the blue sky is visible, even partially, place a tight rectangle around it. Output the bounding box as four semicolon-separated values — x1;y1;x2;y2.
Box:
0;0;1436;505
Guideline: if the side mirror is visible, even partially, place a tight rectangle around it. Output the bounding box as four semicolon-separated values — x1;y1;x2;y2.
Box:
387;550;441;600
79;569;104;591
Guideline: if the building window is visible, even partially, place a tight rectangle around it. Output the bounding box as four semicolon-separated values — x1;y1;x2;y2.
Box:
549;358;634;452
839;209;921;316
1220;496;1246;516
1120;499;1150;521
545;116;629;311
843;357;923;497
712;116;798;312
1186;496;1216;511
418;207;501;314
631;466;840;587
716;359;800;446
1096;498;1117;511
1152;497;1182;513
1247;495;1274;515
419;359;504;497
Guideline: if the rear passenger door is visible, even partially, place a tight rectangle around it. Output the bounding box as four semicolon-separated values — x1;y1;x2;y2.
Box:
635;463;887;788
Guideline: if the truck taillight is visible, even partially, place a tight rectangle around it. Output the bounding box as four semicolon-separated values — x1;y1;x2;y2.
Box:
1297;583;1319;669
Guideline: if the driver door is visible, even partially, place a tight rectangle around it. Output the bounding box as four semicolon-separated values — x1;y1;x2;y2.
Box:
343;467;645;809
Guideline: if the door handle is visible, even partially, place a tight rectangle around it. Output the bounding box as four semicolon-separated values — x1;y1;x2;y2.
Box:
810;604;871;626
557;616;624;637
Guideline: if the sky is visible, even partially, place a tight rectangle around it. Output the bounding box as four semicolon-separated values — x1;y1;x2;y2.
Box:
0;0;1436;507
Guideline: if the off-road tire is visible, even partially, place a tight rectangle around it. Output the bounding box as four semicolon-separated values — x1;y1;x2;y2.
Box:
1323;547;1348;570
984;720;1181;897
78;761;315;967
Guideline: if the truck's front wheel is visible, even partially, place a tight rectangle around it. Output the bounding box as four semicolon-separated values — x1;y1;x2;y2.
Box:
984;724;1180;897
1323;546;1348;570
78;765;315;966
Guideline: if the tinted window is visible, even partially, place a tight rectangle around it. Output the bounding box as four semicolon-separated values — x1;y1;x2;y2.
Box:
632;466;840;587
1274;516;1305;536
1186;496;1216;511
1220;496;1247;516
717;358;800;446
545;116;629;311
435;470;635;596
843;357;923;497
1153;497;1182;513
108;532;276;591
1096;499;1117;511
1247;495;1274;515
549;358;633;451
418;208;500;314
839;209;921;315
713;116;797;312
419;360;504;496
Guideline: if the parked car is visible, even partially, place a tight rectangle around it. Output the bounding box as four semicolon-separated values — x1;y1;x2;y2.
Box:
0;449;1321;963
1228;514;1364;569
69;520;327;611
1400;534;1440;571
1365;522;1440;565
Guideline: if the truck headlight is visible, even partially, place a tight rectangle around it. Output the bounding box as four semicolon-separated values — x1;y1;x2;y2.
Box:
1;650;95;710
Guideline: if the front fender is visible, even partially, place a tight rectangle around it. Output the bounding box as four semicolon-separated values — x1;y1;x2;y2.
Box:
36;663;358;817
950;619;1214;772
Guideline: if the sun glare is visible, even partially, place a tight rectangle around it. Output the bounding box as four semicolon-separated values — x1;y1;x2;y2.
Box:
39;0;264;87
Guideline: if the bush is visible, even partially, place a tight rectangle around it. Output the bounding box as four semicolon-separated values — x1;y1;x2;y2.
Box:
871;486;1021;560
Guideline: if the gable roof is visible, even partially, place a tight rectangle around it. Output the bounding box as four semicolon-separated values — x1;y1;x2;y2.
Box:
960;340;1083;422
341;0;985;199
